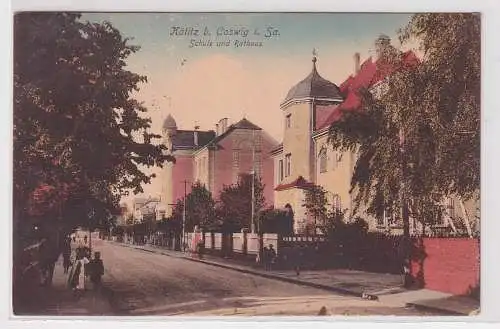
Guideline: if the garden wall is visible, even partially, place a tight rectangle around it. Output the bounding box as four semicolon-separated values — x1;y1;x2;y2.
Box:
411;237;480;295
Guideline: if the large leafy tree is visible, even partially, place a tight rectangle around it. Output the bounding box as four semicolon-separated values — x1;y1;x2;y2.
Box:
217;173;265;233
13;13;173;240
184;182;216;231
302;185;329;233
327;13;480;237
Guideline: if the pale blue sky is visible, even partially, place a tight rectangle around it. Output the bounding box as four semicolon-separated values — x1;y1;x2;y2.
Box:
79;13;414;200
82;13;411;61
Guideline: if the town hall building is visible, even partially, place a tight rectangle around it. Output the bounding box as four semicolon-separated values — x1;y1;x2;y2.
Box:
272;35;479;236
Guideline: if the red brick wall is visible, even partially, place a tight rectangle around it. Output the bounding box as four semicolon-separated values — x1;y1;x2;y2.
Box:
411;238;480;295
172;154;193;203
315;104;338;130
212;130;276;206
213;136;233;198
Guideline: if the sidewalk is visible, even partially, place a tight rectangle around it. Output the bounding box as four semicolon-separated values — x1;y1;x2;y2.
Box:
116;241;479;316
14;255;115;316
115;243;403;294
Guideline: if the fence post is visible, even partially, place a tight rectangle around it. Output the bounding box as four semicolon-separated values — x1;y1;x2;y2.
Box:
243;230;248;255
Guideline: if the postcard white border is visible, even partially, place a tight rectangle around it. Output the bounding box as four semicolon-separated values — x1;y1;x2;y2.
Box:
2;0;499;328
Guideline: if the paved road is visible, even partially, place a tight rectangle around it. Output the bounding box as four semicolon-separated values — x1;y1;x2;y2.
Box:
93;240;440;316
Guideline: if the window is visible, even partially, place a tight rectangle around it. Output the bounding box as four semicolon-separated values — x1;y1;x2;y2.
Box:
376;213;385;227
286;114;291;128
319;148;327;173
332;194;342;214
285;154;291;177
278;159;284;182
446;197;455;218
254;153;261;177
386;208;400;227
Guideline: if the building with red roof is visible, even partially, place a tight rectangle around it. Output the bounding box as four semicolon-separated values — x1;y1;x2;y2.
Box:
159;115;278;218
272;35;421;234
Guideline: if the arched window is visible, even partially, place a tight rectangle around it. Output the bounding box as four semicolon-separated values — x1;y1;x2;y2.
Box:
332;194;342;214
319;148;328;173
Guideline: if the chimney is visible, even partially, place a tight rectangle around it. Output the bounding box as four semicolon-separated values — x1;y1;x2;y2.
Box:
354;52;360;75
218;118;229;135
194;125;199;146
375;34;391;60
215;123;219;136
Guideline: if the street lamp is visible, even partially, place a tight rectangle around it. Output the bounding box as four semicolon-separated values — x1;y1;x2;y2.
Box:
87;207;95;251
250;129;257;234
181;180;191;251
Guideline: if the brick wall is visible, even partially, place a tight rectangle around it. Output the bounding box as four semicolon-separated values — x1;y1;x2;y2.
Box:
172;154;194;203
411;238;480;295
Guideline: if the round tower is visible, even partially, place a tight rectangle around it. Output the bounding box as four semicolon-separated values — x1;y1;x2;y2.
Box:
161;114;177;217
162;114;177;153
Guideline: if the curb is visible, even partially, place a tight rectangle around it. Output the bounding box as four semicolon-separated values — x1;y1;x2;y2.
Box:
404;302;466;316
122;243;363;298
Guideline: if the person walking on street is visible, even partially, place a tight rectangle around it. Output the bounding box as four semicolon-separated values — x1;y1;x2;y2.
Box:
263;245;270;270
268;244;277;271
88;251;104;291
69;248;90;296
294;244;305;276
62;236;72;274
197;240;205;260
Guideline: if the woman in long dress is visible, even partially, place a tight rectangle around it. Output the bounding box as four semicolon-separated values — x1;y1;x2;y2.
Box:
68;248;89;294
76;249;90;291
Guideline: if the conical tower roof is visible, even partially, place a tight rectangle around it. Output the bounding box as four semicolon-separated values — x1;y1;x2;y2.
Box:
281;56;343;107
163;114;177;130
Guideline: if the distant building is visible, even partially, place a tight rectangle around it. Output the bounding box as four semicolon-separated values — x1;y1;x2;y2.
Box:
160;116;279;217
132;196;160;223
116;203;129;226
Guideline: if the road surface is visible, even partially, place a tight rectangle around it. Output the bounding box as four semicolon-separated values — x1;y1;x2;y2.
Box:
91;240;439;316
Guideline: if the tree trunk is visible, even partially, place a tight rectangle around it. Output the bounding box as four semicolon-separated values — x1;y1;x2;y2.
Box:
459;198;473;238
445;212;458;233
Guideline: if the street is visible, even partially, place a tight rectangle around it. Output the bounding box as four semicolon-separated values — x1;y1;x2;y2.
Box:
87;239;439;316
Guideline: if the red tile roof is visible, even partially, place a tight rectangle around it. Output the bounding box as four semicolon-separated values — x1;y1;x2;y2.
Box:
316;50;418;130
275;176;315;191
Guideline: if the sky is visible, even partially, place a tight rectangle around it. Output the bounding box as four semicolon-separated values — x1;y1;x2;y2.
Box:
80;13;415;203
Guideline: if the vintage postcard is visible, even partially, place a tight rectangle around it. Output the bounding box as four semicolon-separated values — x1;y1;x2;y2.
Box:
12;11;481;318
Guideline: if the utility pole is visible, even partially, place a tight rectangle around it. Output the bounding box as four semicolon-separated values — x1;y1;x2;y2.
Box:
88;207;95;252
251;129;256;233
182;179;190;252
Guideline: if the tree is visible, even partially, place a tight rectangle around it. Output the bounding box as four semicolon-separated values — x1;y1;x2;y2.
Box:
258;206;293;235
302;185;329;234
327;14;480;237
13;13;174;239
217;173;265;233
184;182;216;231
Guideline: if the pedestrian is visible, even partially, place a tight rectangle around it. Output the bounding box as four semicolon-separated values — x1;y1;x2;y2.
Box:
70;248;90;295
262;245;270;270
197;240;205;260
68;249;81;291
268;244;277;271
294;244;305;276
88;251;104;290
62;236;72;274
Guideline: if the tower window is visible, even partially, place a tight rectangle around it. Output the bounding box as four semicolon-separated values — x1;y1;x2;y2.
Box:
319;148;327;173
332;194;342;214
286;114;291;128
278;159;284;182
285;154;291;177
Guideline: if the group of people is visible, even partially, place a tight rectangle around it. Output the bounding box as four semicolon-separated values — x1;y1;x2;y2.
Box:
62;235;104;295
262;244;277;271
